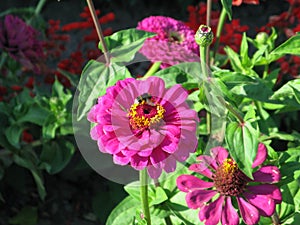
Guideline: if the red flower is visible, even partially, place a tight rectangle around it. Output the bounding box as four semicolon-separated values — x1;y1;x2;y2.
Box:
11;85;23;92
22;130;34;143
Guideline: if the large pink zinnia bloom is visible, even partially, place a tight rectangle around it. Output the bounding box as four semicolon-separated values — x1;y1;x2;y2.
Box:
177;143;282;225
87;77;199;179
137;16;199;69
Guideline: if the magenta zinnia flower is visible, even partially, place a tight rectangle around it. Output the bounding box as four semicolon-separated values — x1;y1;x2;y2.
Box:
87;77;198;179
177;143;282;225
137;16;199;69
0;15;44;73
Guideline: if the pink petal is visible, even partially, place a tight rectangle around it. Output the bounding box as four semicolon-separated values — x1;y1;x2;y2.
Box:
163;155;177;173
199;195;224;225
162;84;188;107
150;149;167;168
147;165;162;179
210;146;228;165
196;155;218;170
221;197;239;225
186;189;217;209
189;163;214;179
130;155;148;170
145;76;166;98
252;143;267;168
247;184;282;204
253;165;281;183
237;197;259;225
176;175;214;192
244;192;275;216
113;152;130;165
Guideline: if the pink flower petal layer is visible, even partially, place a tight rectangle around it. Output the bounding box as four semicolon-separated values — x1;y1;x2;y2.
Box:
253;165;281;183
199;196;224;225
221;197;239;225
176;175;214;192
237;197;259;225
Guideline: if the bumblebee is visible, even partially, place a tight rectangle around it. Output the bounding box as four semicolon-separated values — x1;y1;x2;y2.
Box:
135;93;155;105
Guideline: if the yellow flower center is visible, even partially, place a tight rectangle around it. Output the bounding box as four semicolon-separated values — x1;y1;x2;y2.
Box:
128;95;165;132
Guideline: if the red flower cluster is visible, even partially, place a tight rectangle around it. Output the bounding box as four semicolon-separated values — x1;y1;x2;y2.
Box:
186;3;249;54
61;6;114;42
42;6;115;88
55;51;85;88
43;20;70;59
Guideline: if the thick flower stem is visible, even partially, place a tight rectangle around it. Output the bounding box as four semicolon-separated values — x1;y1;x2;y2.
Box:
143;62;161;79
86;0;110;65
140;169;152;225
211;7;227;65
200;45;211;134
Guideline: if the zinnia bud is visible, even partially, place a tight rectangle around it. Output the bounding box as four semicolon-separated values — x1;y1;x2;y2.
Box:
255;32;269;45
195;25;214;47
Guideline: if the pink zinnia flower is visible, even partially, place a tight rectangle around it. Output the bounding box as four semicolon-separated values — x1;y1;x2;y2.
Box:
177;143;282;225
87;77;199;179
0;15;44;73
137;16;199;69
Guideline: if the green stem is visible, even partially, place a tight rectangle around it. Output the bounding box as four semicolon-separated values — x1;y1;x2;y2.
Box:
164;216;172;225
34;0;47;15
140;169;151;225
86;0;110;65
143;62;161;79
200;46;209;78
211;7;227;65
217;96;244;124
200;45;211;134
271;211;280;225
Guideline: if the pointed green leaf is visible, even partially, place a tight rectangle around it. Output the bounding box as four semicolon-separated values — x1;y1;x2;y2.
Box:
269;33;300;62
220;0;232;20
225;121;259;178
106;196;138;225
77;61;131;120
99;28;156;63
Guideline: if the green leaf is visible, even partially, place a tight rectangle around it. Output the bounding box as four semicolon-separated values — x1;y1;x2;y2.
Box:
5;124;23;148
153;62;200;89
224;46;244;73
52;79;72;105
106;196;138;225
220;0;232;20
167;191;200;225
220;72;276;103
13;150;46;200
124;181;141;202
150;186;168;206
9;206;38;225
240;33;251;67
271;79;300;109
40;140;75;174
225;121;259;178
17;102;50;126
77;61;131;120
269;33;300;61
98;28;156;63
